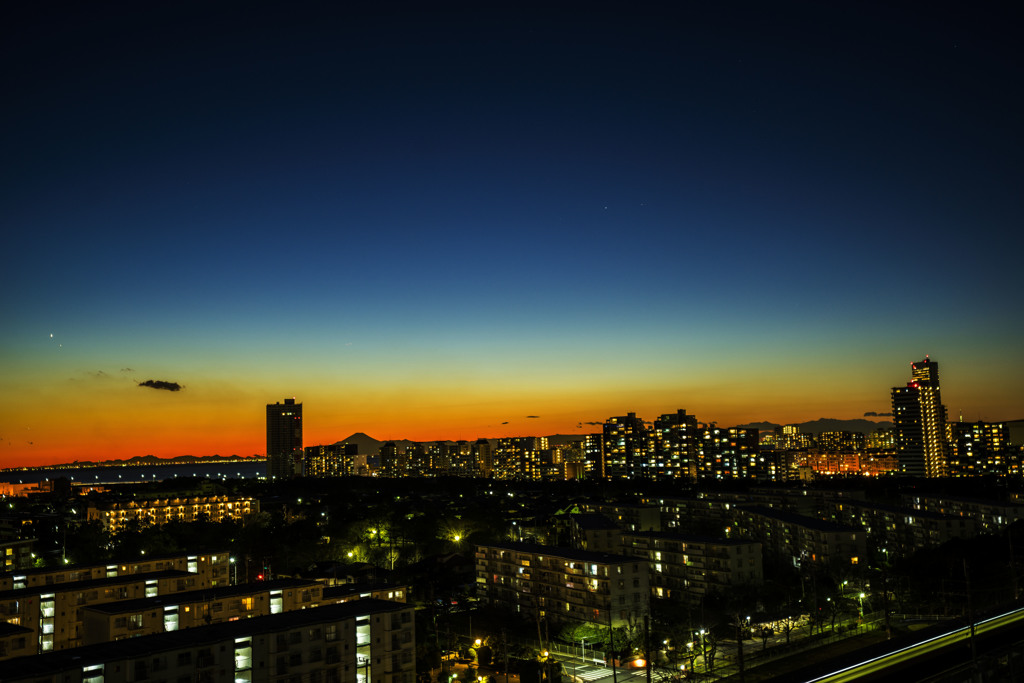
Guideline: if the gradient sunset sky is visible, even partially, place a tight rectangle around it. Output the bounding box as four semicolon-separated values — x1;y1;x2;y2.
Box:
2;2;1022;468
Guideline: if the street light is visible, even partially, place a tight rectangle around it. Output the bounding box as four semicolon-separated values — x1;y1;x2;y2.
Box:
858;592;866;619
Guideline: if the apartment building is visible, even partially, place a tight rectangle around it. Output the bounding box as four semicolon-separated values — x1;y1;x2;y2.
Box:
825;500;979;558
644;496;734;534
578;503;661;533
734;506;866;569
0;599;415;683
0;569;203;655
475;542;649;626
621;531;762;602
564;513;623;554
1;539;34;573
80;578;324;644
903;494;1024;533
0;551;230;592
86;495;258;534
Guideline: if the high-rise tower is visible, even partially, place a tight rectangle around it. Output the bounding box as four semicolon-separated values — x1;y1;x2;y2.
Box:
602;413;650;479
267;398;302;479
651;409;699;479
891;357;948;477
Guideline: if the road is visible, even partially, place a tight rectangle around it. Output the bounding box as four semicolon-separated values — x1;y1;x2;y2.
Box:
569;662;649;683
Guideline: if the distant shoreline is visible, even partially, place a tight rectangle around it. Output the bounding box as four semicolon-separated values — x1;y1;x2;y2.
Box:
1;455;265;475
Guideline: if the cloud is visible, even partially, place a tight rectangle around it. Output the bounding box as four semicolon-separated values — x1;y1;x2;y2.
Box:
138;379;183;392
526;415;540;419
583;421;603;426
121;367;134;373
864;411;893;417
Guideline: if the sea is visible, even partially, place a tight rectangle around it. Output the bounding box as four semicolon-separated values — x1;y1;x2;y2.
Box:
0;460;266;485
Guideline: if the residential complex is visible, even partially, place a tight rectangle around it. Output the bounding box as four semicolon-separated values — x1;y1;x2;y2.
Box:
79;578;325;644
86;495;258;534
0;552;229;592
0;599;415;683
475;542;649;626
735;506;867;569
0;569;206;654
621;531;763;602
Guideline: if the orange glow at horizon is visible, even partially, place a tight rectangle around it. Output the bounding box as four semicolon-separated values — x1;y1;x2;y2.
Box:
2;350;1020;470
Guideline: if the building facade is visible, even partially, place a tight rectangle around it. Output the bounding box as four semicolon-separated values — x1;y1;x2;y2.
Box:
0;599;415;683
891;357;948;477
0;570;204;654
734;506;866;570
86;496;257;534
650;410;699;480
947;421;1011;477
0;552;230;592
603;413;650;480
267;398;303;479
80;578;325;644
475;542;649;626
621;532;763;602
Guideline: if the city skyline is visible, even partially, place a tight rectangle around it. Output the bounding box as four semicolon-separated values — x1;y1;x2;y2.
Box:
3;4;1022;468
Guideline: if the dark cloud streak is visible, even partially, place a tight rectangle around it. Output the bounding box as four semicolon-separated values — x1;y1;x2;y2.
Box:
139;379;183;392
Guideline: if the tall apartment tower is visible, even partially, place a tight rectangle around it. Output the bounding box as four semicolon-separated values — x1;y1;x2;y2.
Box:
891;357;948;477
267;398;303;479
651;409;699;479
603;412;650;479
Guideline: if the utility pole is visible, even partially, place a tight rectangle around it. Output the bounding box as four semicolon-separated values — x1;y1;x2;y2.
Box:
607;610;618;683
882;568;891;639
1010;532;1019;601
735;615;745;683
502;628;509;683
536;611;545;654
644;614;652;683
965;559;978;674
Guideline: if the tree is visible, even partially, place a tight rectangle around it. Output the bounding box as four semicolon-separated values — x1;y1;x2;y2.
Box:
825;595;857;634
704;631;719;676
779;617;796;645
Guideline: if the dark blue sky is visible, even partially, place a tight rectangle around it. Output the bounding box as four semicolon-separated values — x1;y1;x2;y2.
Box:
3;1;1022;463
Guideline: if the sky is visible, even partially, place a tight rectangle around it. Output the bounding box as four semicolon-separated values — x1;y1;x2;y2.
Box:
2;2;1022;467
